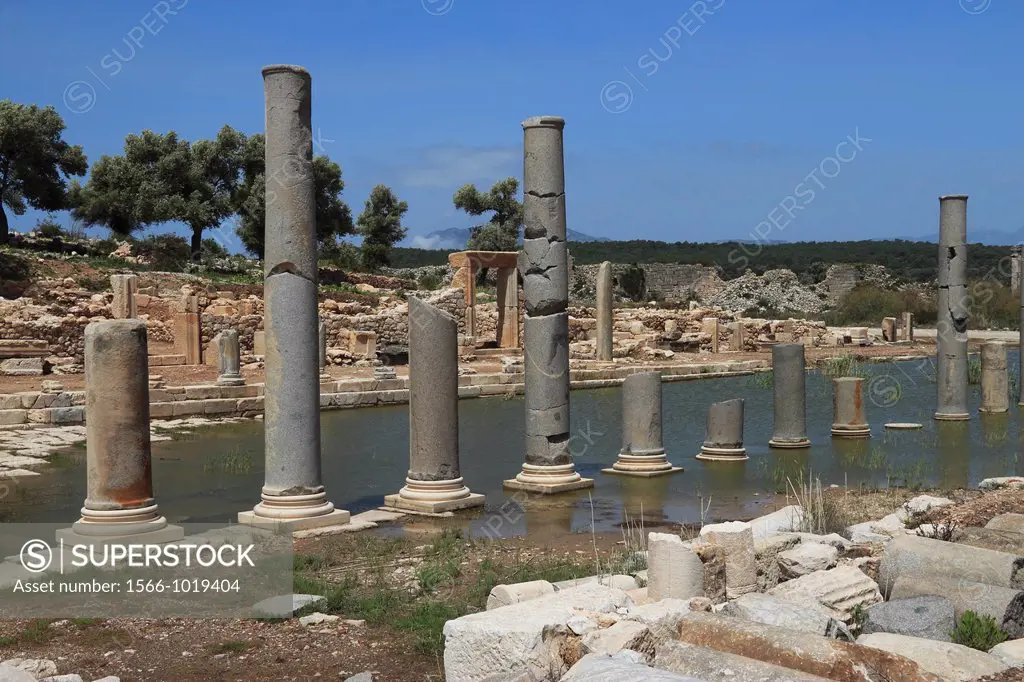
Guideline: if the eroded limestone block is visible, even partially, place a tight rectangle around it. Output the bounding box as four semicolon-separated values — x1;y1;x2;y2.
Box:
769;565;882;623
700;521;757;598
857;632;1006;681
647;533;703;601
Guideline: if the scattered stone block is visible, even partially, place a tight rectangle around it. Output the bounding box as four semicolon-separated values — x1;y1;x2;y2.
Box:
902;495;954;517
298;612;339;626
0;659;58;678
562;652;699;681
857;632;1006;681
0;358;44;376
769;565;882;623
778;542;839;579
987;513;1024;534
251;593;325;617
862;596;955;642
0;664;40;682
748;505;805;539
646;533;704;601
0;410;27;426
721;592;852;640
655;641;832;681
888;575;1024;638
988;638;1024;667
442;583;632;682
699;521;757;598
580;621;655;664
623;599;693;646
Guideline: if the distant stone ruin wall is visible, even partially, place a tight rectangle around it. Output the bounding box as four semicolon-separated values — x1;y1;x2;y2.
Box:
570;262;725;303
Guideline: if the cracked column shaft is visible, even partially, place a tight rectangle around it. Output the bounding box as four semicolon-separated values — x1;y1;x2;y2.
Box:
239;65;349;530
936;194;969;421
504;116;593;493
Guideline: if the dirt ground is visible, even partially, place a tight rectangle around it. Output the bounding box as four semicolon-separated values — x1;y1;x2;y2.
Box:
4;488;1023;682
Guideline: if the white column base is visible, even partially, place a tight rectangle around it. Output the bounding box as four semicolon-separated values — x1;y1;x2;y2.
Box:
602;450;682;477
384;477;484;513
696;445;749;461
57;504;184;546
503;463;594;494
217;375;245;386
831;424;872;438
237;490;350;532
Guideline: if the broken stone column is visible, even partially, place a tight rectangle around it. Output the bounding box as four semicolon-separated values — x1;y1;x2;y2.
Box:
596;261;613;361
936;194;970;421
981;341;1009;413
239;64;348;531
496;266;520;348
647;532;704;601
697;398;747;460
318;319;330;381
504;115;592;494
1013;246;1021;296
604;371;681;476
769;343;810;448
702;317;720;353
675;612;938;681
1019;263;1024;408
727;321;744;351
700;521;757;598
881;317;897;342
385;297;483;513
889;575;1024;638
901;311;914;342
831;377;870;438
216;329;244;386
878;534;1024;597
173;294;202;365
110;274;137;319
57;320;183;545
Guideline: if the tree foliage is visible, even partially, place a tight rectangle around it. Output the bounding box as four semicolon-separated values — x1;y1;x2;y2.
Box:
453;177;522;252
0;100;87;242
232;133;354;258
357;184;408;270
71;126;243;259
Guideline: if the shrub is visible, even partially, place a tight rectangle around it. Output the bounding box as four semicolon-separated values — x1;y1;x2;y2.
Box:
620;263;646;302
201;237;228;260
131;234;190;271
825;285;935;326
417;271;442;291
950;611;1008;651
35;217;64;239
321;240;362;271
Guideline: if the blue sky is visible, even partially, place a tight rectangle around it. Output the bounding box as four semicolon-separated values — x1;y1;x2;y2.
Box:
2;0;1023;251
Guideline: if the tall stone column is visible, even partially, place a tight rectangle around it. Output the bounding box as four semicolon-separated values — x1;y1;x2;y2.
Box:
769;343;810;448
697;399;747;460
596;261;613;361
935;195;970;421
703;318;721;353
110;274;137;319
1019;261;1024;407
980;341;1009;414
603;371;681;476
1012;246;1021;296
504;116;593;494
831;377;870;438
57;320;183;545
385;297;484;512
216;329;244;386
318;319;331;381
239;65;349;531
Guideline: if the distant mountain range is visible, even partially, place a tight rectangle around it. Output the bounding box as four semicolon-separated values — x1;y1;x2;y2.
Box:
898;226;1024;246
406;227;610;250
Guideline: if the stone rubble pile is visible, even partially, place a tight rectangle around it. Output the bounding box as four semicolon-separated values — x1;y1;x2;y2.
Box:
707;269;828;314
441;492;1024;681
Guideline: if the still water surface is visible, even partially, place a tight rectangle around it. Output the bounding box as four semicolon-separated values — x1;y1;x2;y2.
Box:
7;355;1024;536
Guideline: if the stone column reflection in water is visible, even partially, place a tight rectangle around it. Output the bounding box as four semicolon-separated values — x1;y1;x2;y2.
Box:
58;319;184;545
385;297;484;513
831;377;870;438
216;329;245;386
239;65;349;531
698;398;747;460
935;195;969;421
596;261;613;361
769;343;810;448
504;115;593;494
604;371;681;476
980;341;1009;414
